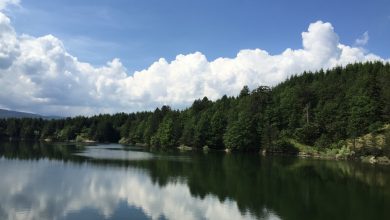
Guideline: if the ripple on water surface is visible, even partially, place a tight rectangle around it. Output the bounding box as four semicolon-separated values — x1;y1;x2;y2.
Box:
75;144;154;161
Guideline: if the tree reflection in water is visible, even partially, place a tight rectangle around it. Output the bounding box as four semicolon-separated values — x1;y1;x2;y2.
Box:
0;141;388;220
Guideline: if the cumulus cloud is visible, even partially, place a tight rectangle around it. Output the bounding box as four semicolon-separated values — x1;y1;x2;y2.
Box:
355;31;369;46
0;12;19;69
0;8;387;115
0;0;19;11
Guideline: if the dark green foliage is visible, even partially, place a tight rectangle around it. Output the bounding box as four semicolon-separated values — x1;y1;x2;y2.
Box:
347;95;375;138
208;111;227;149
153;116;175;148
95;121;120;142
1;62;389;151
194;111;211;148
273;139;299;154
59;125;77;141
41;120;56;139
295;123;320;146
223;111;257;151
384;129;390;157
239;85;250;98
6;119;20;138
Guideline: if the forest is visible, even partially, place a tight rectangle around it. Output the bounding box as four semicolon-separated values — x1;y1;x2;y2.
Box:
1;62;389;158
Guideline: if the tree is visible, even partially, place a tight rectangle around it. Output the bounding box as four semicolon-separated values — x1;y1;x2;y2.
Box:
180;116;195;147
239;85;250;98
59;125;78;141
155;115;175;148
194;111;211;148
348;96;374;139
95;121;119;142
120;119;132;138
6;119;20;138
208;111;227;149
223;111;257;151
1;61;389;154
144;108;163;144
41;120;56;139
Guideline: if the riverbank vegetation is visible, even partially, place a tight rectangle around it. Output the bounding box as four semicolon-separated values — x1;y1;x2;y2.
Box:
1;62;389;162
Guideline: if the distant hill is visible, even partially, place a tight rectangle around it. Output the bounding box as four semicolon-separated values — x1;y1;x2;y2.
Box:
0;109;61;119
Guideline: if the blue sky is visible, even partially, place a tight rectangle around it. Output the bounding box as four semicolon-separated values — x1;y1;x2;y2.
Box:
0;0;389;115
8;0;390;72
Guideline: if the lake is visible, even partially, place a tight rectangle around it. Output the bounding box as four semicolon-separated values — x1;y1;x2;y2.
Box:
0;141;389;220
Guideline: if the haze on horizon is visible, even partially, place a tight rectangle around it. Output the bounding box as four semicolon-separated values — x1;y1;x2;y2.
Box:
0;0;389;116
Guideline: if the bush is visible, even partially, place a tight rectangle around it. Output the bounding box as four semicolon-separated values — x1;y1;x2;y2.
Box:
294;123;320;146
354;146;383;157
273;139;299;155
335;146;354;159
369;121;383;134
384;130;390;157
315;134;332;148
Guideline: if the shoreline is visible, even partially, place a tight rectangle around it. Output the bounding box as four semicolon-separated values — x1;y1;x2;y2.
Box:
2;138;389;165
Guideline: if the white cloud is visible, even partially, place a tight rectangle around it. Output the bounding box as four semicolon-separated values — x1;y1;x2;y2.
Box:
355;31;369;46
0;12;19;69
0;8;387;116
0;0;19;11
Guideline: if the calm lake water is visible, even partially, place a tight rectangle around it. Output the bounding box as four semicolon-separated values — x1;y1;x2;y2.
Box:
0;142;389;220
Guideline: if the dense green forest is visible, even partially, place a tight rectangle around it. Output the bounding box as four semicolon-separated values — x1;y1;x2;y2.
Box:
1;62;390;157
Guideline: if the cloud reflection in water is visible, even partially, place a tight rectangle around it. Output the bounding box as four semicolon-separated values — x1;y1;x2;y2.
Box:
0;158;279;220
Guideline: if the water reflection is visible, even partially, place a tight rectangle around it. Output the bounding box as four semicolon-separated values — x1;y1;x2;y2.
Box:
76;144;154;161
0;141;389;220
0;158;268;220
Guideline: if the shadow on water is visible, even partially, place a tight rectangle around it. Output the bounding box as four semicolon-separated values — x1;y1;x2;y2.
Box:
0;141;389;220
0;141;86;161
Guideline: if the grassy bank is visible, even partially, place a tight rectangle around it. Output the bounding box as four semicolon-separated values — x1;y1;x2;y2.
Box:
283;124;390;165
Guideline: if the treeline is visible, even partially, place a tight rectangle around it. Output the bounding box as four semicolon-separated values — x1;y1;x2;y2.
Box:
1;62;389;152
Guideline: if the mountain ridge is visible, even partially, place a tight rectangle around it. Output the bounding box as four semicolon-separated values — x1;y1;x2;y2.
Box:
0;109;61;119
